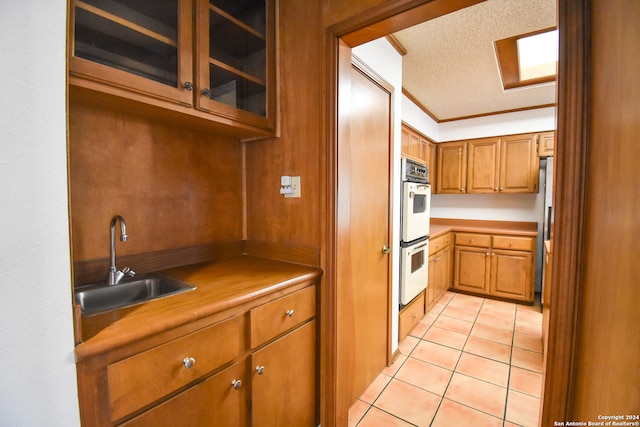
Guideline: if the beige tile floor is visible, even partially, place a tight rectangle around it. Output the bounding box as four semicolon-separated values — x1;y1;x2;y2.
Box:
349;291;544;427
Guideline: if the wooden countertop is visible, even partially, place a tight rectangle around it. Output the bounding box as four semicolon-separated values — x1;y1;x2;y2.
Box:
75;255;321;360
430;218;538;238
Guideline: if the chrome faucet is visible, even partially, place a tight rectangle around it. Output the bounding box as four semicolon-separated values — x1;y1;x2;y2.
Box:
107;215;135;285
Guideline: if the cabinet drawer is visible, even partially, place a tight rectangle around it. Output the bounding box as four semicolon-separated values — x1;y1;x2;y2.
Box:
429;235;444;255
399;291;425;340
430;233;452;255
455;233;491;248
250;285;316;348
108;316;243;422
120;362;246;427
492;235;535;251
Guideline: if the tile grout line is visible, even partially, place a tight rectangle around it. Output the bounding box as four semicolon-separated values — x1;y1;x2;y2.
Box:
353;293;543;426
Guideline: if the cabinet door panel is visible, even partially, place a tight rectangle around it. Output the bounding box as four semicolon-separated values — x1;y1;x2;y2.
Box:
538;131;555;157
467;138;500;193
441;246;452;293
195;0;276;130
436;142;467;193
120;362;246;427
426;254;436;310
251;320;317;427
490;250;533;301
499;135;538;193
454;246;490;294
69;0;193;106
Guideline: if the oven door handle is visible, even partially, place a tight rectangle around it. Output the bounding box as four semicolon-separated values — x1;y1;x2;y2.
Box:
412;242;428;251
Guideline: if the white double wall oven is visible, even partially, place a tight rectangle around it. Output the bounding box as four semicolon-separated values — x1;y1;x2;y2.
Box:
400;158;431;306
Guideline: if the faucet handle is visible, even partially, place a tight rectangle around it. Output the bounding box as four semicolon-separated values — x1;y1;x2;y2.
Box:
122;267;136;278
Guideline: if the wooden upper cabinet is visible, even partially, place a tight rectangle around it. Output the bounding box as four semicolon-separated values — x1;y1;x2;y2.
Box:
196;0;277;131
436;141;467;193
438;133;540;194
401;125;414;159
467;138;500;193
499;134;539;193
538;131;555;157
69;0;194;106
466;134;539;194
401;123;435;183
68;0;277;135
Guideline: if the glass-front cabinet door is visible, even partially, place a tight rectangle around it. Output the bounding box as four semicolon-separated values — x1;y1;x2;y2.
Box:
69;0;193;106
196;0;277;131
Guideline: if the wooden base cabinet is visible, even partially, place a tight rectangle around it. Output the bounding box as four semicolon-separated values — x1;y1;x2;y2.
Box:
251;320;316;427
77;284;317;426
427;233;452;310
454;245;491;294
120;362;247;427
453;233;535;303
490;249;534;301
399;291;425;341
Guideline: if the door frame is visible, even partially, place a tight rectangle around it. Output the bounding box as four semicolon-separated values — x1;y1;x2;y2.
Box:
323;1;589;426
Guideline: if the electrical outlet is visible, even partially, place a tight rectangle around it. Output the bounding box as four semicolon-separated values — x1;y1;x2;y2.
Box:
285;176;301;198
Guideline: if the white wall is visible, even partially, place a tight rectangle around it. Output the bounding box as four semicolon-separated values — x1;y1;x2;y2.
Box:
0;2;80;426
352;38;403;353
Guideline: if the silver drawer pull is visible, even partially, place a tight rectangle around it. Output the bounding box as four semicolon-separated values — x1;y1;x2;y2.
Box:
231;379;242;390
285;309;295;317
183;357;195;369
255;365;265;375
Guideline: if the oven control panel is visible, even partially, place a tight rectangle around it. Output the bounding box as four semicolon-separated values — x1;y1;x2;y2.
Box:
402;158;429;183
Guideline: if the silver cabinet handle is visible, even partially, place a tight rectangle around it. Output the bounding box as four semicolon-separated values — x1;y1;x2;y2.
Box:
231;379;242;390
285;309;295;317
255;365;265;375
201;88;211;97
183;357;195;369
183;82;193;91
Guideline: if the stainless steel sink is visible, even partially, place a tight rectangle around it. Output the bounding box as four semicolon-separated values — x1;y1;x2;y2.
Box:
75;274;196;316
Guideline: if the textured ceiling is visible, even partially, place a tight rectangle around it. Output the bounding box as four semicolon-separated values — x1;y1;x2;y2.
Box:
393;0;557;121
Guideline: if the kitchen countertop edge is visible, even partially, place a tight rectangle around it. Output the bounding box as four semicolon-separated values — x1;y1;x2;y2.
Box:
75;255;322;361
430;218;539;238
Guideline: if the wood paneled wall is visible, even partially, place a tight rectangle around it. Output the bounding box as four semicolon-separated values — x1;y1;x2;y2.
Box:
244;0;324;249
68;103;244;266
570;0;640;417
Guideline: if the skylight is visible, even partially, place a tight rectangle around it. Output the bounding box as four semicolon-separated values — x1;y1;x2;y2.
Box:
494;27;558;90
517;30;558;81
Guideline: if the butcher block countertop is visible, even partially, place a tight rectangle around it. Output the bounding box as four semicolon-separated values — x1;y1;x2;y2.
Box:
75;255;321;361
430;218;538;238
